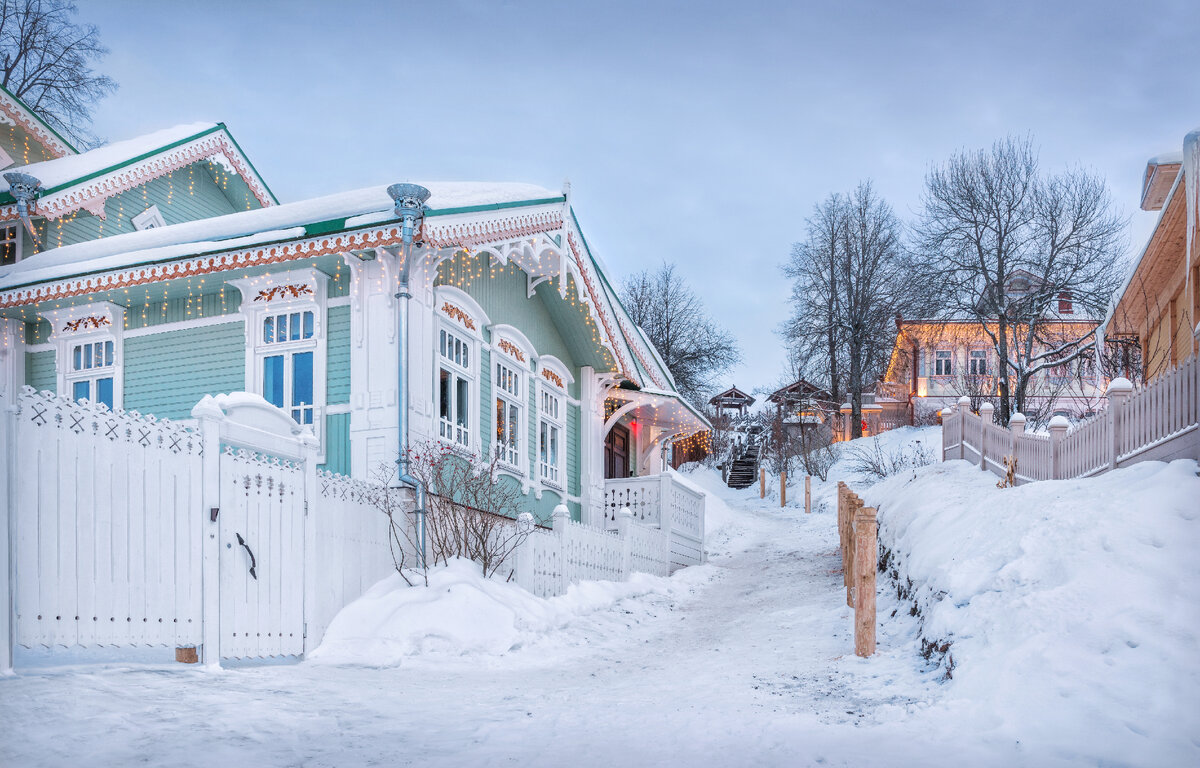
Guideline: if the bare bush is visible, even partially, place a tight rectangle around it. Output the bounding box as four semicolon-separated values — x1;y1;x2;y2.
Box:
846;437;937;481
373;441;535;585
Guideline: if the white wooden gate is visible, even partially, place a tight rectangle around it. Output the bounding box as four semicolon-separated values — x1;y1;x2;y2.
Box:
192;394;317;662
217;447;306;660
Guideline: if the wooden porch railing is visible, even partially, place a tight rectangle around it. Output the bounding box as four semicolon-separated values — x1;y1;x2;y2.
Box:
941;352;1199;483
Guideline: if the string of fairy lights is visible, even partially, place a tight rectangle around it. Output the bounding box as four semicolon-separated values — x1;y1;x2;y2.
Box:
5;176;715;454
29;160;258;254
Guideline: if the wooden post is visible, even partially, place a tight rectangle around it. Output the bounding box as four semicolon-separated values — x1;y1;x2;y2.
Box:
846;496;860;608
805;475;811;514
1009;412;1026;485
853;505;878;657
1048;415;1069;480
192;401;223;668
759;468;766;499
1106;378;1133;470
780;470;786;507
957;396;970;460
979;402;994;471
553;504;570;595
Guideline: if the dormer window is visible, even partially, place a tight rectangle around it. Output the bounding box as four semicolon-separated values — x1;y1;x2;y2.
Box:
1057;292;1073;314
1008;277;1030;294
132;204;166;231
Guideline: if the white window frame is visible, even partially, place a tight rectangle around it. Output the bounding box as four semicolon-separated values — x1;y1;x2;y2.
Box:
131;204;166;231
437;324;477;450
231;269;328;442
0;223;21;266
934;349;953;377
493;356;524;471
968;349;988;377
42;302;125;411
536;355;574;493
431;287;490;457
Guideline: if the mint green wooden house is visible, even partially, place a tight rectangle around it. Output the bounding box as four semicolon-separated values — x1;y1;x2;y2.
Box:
0;92;709;529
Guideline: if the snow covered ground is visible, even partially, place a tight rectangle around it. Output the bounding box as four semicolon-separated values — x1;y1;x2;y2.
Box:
1;427;1196;767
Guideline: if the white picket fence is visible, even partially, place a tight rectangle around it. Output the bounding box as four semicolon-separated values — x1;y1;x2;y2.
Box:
9;391;205;652
513;507;671;598
601;473;706;571
1;388;393;670
942;353;1200;483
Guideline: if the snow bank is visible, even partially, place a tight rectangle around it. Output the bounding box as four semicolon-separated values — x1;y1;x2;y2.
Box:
309;558;703;666
865;456;1200;765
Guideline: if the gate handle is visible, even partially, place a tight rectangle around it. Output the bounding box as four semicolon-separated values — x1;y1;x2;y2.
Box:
235;533;258;580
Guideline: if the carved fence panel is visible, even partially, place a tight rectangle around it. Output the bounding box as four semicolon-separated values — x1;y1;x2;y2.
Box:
11;388;204;651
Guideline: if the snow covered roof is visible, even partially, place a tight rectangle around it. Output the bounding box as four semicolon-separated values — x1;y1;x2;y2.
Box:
0;182;560;289
1146;150;1182;166
0;122;276;219
0;123;214;196
0;83;76;159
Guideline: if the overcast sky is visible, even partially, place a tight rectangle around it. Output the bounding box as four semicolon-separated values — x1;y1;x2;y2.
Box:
81;0;1198;394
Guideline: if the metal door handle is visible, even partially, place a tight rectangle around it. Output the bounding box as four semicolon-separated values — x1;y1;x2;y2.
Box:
235;532;258;580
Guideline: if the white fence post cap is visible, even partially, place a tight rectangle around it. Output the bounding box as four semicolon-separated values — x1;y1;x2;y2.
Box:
1106;378;1134;396
957;396;971;408
552;504;569;519
618;506;633;518
1009;412;1027;431
1048;415;1070;431
979;402;994;415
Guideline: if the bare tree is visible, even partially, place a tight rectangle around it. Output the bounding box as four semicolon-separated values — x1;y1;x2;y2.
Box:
783;183;920;439
620;262;741;405
912;136;1126;423
781;193;847;403
0;0;116;148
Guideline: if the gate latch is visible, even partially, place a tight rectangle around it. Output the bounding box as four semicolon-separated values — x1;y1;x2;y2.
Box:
235;532;258;580
210;507;219;523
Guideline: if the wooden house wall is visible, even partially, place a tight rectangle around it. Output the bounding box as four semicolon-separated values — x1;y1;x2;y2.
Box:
123;321;245;420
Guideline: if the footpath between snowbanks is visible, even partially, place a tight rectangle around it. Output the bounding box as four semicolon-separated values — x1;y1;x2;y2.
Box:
864;456;1200;766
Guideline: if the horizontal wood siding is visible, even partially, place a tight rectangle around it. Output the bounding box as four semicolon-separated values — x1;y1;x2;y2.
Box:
25;320;50;345
25;350;55;392
42;164;238;250
124;321;245;420
125;288;241;331
1;123;57;166
326;305;350;404
319;412;351;476
328;269;351;298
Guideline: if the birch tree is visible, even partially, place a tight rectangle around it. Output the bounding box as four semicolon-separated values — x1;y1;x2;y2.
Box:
912;136;1125;423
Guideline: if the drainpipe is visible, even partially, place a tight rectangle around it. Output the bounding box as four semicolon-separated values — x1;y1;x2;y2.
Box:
387;182;432;567
3;172;42;245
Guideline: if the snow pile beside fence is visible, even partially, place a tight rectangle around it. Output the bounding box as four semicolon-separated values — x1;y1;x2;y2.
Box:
864;457;1200;765
308;558;687;665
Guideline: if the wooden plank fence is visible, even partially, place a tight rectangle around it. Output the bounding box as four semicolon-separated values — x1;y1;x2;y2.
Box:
837;482;876;658
942;354;1200;484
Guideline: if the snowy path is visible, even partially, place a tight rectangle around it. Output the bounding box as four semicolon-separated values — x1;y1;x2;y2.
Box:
1;473;1007;768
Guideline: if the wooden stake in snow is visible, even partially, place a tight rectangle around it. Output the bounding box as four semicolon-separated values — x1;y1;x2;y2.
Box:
853;505;878;657
760;468;766;499
780;471;787;506
805;475;811;514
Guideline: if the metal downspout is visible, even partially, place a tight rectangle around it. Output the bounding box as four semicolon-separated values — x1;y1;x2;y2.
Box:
388;183;432;567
